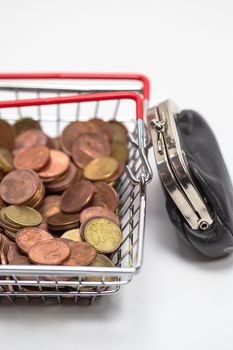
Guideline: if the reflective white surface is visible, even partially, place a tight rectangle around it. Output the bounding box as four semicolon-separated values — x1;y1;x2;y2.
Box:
0;0;233;349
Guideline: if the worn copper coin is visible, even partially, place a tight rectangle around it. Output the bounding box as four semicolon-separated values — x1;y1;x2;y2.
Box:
63;241;97;266
61;121;98;155
0;233;10;255
89;118;112;141
47;212;80;231
16;227;54;254
29;239;71;265
60;180;94;213
80;206;120;226
40;195;61;219
46;162;77;192
7;243;23;263
0;169;39;205
38;150;70;178
9;255;31;265
14;129;48;149
71;133;110;169
83;157;118;181
0;120;16;150
43;195;62;206
13;146;50;171
91;182;119;212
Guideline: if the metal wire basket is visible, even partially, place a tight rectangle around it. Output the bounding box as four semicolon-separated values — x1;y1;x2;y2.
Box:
0;73;152;304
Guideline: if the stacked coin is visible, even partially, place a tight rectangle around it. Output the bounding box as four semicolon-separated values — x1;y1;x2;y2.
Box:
0;169;45;209
0;205;42;240
0;116;128;276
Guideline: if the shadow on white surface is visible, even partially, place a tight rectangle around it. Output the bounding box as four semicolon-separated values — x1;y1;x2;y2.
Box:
0;293;123;318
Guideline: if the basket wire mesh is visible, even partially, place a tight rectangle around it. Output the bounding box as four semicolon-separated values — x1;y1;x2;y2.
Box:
0;75;151;304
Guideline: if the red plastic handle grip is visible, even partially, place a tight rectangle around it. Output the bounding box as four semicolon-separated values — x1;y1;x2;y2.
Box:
0;72;150;100
0;91;144;120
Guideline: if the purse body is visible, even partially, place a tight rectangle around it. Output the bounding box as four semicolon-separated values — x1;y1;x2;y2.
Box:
150;105;233;258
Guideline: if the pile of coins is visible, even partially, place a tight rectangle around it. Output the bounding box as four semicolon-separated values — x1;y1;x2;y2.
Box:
0;117;128;282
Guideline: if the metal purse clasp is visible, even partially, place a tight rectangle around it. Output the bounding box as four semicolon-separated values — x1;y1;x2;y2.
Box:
149;100;213;231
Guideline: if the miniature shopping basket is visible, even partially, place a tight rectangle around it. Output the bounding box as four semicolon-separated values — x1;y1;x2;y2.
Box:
0;73;152;304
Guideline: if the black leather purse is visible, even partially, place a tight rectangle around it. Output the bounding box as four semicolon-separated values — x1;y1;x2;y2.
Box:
148;100;233;258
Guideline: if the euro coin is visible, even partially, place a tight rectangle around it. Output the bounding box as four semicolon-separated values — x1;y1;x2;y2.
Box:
111;142;128;163
83;157;118;181
61;228;82;242
4;205;42;227
83;217;122;254
86;254;116;283
0;148;14;173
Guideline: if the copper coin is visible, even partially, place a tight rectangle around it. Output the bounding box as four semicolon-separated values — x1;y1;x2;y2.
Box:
71;133;110;169
29;239;71;265
61;121;98;155
0;120;16;150
43;195;62;206
9;255;31;265
46;163;77;192
39;220;49;232
89;118;112;141
47;212;80;230
13;146;50;171
40;195;61;219
60;180;94;214
63;241;97;266
38;150;70;178
0;233;10;255
47;137;61;150
16;227;54;254
26;180;45;209
80;206;120;226
14;129;48;149
0;169;39;205
91;182;119;212
7;243;23;263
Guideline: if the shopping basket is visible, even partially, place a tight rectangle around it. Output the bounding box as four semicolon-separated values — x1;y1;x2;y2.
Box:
0;76;152;304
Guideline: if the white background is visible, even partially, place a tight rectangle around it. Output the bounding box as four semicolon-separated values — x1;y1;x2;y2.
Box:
0;1;233;349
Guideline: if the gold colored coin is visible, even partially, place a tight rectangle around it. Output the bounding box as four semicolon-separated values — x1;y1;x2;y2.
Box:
61;228;82;242
4;205;42;227
111;142;128;163
109;120;128;144
14;117;41;134
83;157;118;181
0;147;14;173
86;254;116;283
83;217;122;254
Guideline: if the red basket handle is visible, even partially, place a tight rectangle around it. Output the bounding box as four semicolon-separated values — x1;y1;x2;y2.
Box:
0;91;144;120
0;72;150;100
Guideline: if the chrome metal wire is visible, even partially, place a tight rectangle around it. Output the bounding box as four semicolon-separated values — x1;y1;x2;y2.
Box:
0;82;150;304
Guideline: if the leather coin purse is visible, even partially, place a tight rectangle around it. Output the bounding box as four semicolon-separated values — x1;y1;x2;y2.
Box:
148;100;233;258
